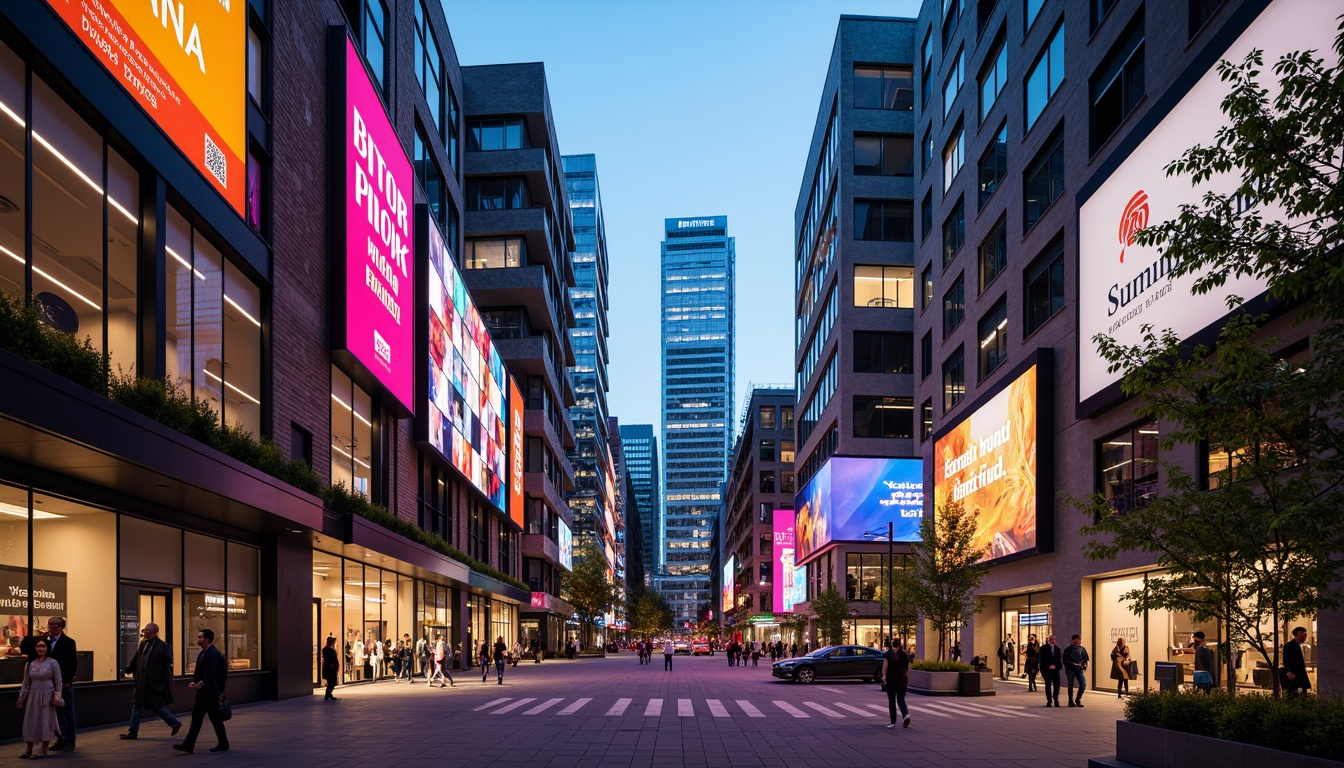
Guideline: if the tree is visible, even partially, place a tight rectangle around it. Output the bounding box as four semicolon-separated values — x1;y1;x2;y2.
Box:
810;585;848;647
629;590;672;638
559;541;620;650
1074;23;1344;695
900;501;988;660
874;575;917;647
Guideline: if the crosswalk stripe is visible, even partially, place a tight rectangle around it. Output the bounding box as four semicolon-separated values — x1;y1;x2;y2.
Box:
474;698;510;711
558;697;591;715
818;686;843;693
803;701;844;717
944;699;1043;718
933;700;1017;719
707;699;730;717
523;697;565;715
490;697;537;714
917;702;983;717
895;704;954;718
736;700;765;718
606;698;632;716
678;699;694;717
833;702;878;718
645;699;663;716
774;700;810;718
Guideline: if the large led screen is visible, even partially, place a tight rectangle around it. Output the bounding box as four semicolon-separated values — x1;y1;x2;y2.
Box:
721;555;735;616
507;378;525;530
789;563;806;610
933;358;1050;563
772;509;796;614
44;0;246;215
1076;0;1337;411
794;458;923;563
340;35;415;410
558;518;573;571
427;219;507;511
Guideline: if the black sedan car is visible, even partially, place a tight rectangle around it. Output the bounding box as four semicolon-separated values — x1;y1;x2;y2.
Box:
771;645;884;684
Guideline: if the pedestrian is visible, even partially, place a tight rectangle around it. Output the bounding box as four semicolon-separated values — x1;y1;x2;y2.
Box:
400;634;415;680
390;641;403;680
1282;626;1311;698
1063;634;1090;707
663;639;674;671
790;642;797;658
534;639;544;664
997;634;1015;681
370;635;384;681
950;640;961;662
1110;637;1132;698
1038;634;1062;707
173;628;228;754
428;634;450;687
479;641;491;682
321;636;340;701
881;639;911;729
415;634;428;680
1191;631;1215;693
1023;634;1040;692
44;617;77;753
120;623;182;736
751;642;761;667
16;637;63;759
511;640;522;667
493;636;507;685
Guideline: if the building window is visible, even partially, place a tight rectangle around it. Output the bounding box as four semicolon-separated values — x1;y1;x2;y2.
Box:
943;48;965;118
921;127;934;176
467;117;529;151
978;122;1008;209
343;0;388;92
854;331;914;374
1100;422;1159;512
1025;22;1065;131
979;218;1007;291
1025;0;1046;30
921;263;934;311
854;134;914;176
245;150;266;235
920;399;934;442
1189;0;1224;37
943;274;965;337
760;405;777;430
246;25;267;109
781;406;794;430
331;365;374;497
942;0;964;50
979;34;1007;121
854;200;914;242
760;471;776;493
854;65;914;110
1090;12;1145;153
482;308;527;338
920;191;934;242
781;440;796;463
854;396;915;439
465;237;524;269
466;177;529;211
853;265;915;308
921;332;933;381
943;123;965;193
1024;237;1065;334
760;440;776;462
415;126;447;233
943;347;966;411
446;89;460;173
1092;0;1119;31
942;197;965;268
413;0;444;137
921;31;934;108
977;298;1008;379
1023;131;1064;232
781;472;796;494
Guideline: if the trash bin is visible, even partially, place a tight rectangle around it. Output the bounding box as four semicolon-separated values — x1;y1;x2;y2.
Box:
1154;661;1183;693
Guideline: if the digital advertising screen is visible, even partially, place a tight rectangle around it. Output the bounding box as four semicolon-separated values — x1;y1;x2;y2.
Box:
338;34;415;411
427;217;508;511
933;353;1053;563
44;0;246;215
507;378;525;530
721;555;735;616
772;509;796;614
794;457;924;564
789;563;807;610
558;518;573;571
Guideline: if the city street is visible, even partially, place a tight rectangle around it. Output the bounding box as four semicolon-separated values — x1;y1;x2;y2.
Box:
57;655;1122;767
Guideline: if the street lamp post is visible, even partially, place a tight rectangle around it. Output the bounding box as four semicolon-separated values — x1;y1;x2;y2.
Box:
849;609;859;645
864;520;894;648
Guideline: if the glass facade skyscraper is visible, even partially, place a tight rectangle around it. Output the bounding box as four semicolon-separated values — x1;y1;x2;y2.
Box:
619;423;660;585
660;216;735;627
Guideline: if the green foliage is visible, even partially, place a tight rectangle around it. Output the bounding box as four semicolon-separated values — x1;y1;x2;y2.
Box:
1124;691;1344;761
629;589;674;637
0;291;109;392
561;540;621;630
809;584;848;647
899;501;987;660
910;660;973;672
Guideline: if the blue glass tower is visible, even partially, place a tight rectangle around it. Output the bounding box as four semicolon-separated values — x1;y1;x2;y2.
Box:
660;216;735;628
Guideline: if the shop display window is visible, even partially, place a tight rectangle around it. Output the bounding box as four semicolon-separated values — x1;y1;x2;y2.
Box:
31;495;117;682
0;484;30;687
313;552;343;683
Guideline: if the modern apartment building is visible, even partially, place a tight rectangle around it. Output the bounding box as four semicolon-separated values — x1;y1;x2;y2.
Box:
608;416;638;621
461;63;578;656
619;423;661;585
660;216;735;628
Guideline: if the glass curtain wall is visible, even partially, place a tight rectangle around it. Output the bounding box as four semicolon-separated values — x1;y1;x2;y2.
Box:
1001;590;1053;678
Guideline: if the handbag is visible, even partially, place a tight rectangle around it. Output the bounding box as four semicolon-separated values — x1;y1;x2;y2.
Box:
1128;660;1139;678
217;695;233;722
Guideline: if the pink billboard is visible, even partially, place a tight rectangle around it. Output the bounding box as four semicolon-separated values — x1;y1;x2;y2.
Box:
341;35;414;410
773;509;796;614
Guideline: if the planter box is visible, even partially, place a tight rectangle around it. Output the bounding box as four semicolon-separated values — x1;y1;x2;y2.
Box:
1113;720;1340;768
908;669;961;696
959;670;996;696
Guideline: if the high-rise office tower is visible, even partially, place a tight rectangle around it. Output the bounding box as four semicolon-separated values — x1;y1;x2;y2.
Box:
619;423;661;585
660;216;735;628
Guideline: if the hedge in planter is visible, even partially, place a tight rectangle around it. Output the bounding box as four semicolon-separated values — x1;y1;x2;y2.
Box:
1124;691;1344;762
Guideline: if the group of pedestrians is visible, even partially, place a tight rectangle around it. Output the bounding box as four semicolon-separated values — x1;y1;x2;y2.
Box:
14;617;76;758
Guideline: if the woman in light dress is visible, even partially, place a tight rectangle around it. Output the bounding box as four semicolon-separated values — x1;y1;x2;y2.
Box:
16;637;63;759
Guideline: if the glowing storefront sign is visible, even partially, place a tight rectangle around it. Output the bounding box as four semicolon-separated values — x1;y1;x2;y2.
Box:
772;509;795;614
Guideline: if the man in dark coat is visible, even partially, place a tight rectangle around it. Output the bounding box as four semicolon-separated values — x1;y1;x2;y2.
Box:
120;623;181;738
45;617;78;752
1038;635;1063;707
174;628;228;754
322;636;341;700
1282;626;1312;698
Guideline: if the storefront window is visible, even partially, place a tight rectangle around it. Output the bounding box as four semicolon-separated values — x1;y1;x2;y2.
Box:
183;533;224;675
343;560;364;681
331;365;374;496
1001;590;1053;666
33;495;118;682
225;543;260;670
0;42;25;300
118;517;183;679
491;601;516;649
313;552;342;684
0;484;30;688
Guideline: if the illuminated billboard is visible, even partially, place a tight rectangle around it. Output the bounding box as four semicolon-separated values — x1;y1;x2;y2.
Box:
507;378;525;530
794;458;923;564
558;518;573;571
772;509;796;614
933;352;1054;563
334;34;415;411
426;216;508;511
721;555;735;616
1076;0;1337;412
789;563;806;610
44;0;246;215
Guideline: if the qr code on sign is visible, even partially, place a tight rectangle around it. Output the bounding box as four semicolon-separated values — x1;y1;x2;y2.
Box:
204;134;227;188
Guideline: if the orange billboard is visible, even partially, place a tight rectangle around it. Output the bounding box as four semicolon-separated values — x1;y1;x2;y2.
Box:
507;377;525;530
45;0;247;216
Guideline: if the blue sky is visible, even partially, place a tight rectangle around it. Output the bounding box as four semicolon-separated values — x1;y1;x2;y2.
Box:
447;0;921;430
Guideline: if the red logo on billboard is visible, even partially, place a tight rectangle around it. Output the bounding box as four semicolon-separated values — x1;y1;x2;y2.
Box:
1117;190;1149;264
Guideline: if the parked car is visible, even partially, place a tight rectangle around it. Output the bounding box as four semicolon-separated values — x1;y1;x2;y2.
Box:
674;640;690;655
691;639;712;655
771;644;884;684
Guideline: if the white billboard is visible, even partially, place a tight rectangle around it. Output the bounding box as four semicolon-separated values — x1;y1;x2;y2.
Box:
1077;0;1337;407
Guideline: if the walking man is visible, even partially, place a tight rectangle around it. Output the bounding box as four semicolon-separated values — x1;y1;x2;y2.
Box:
1039;635;1063;707
120;623;182;738
881;640;911;729
1282;626;1311;699
173;629;228;754
663;639;674;671
45;617;77;752
493;636;508;685
1192;631;1216;693
1063;634;1090;707
415;634;428;680
997;634;1015;681
321;636;340;700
